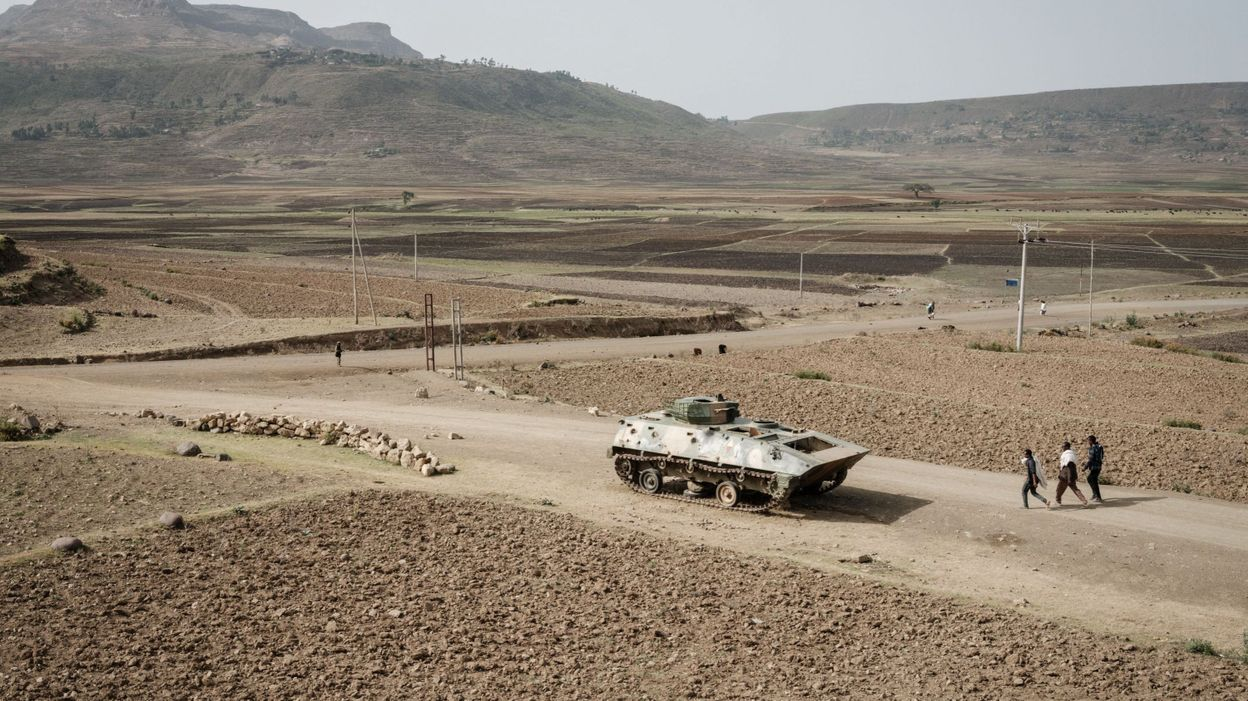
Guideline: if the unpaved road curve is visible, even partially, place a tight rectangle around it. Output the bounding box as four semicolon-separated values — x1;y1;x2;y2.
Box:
3;348;1246;652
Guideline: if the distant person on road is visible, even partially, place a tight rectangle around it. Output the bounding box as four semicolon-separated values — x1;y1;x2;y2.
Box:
1055;441;1090;507
1021;448;1051;509
926;301;936;320
1084;435;1105;503
334;341;343;367
1040;301;1048;316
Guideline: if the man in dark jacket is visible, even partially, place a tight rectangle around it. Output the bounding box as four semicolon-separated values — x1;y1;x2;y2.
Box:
1021;448;1051;509
1084;435;1105;503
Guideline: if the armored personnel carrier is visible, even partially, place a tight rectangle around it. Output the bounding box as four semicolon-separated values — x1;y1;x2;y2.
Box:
610;396;869;512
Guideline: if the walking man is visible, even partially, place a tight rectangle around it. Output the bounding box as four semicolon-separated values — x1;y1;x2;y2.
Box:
1021;449;1051;509
334;341;343;367
1055;441;1089;507
1084;435;1105;503
1040;300;1048;316
926;301;936;320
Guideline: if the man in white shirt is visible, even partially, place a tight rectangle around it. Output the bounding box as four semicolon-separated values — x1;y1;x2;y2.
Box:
1055;441;1089;507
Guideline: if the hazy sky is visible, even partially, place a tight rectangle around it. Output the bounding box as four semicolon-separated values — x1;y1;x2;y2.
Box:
7;0;1247;117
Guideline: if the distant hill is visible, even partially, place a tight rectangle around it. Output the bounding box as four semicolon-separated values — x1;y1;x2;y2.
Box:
738;83;1248;171
0;0;421;58
0;48;829;184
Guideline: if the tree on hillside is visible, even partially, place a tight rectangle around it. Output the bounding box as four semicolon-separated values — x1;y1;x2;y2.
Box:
401;191;414;207
904;183;934;198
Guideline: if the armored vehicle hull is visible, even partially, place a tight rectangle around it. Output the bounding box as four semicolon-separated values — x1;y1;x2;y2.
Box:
611;396;869;512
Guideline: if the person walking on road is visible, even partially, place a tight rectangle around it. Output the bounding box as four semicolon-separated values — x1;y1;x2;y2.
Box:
1055;441;1089;507
334;341;343;367
1040;300;1048;316
1084;435;1105;503
926;301;936;320
1021;449;1051;509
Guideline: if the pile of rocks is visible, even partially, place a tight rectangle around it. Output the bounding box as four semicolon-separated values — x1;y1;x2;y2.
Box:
3;404;64;439
188;411;456;476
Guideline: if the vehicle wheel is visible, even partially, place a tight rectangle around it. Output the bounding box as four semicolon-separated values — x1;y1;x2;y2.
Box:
638;468;664;494
614;456;635;481
715;481;740;507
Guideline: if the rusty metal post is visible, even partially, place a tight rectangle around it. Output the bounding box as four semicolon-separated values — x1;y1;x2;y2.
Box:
424;293;435;371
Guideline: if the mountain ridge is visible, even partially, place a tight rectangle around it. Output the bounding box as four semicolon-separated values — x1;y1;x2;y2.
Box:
0;0;421;58
737;82;1248;167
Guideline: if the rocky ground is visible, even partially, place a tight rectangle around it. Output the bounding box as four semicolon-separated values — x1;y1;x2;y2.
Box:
0;244;694;361
2;490;1245;700
481;330;1248;502
0;443;330;557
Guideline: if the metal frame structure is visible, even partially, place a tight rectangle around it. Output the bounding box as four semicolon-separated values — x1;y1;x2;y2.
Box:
423;293;435;371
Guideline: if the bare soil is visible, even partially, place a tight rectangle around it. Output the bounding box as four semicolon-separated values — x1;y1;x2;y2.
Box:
0;443;332;556
482;331;1248;502
3;490;1245;700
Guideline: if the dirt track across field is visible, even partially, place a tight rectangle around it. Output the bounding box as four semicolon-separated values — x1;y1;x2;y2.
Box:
2;297;1246;655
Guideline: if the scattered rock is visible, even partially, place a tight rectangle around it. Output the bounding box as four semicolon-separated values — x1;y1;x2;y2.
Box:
215;453;231;462
175;442;201;457
158;512;185;529
51;536;84;554
587;407;601;417
14;412;40;432
414;387;430;399
448;432;464;440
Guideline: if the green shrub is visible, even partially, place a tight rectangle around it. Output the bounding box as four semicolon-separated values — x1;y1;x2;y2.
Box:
58;308;95;334
1125;311;1143;329
0;419;33;441
1208;352;1243;364
1163;418;1202;430
1185;639;1217;656
968;340;1012;352
1131;336;1163;349
793;370;831;381
1237;427;1248;436
1172;482;1193;494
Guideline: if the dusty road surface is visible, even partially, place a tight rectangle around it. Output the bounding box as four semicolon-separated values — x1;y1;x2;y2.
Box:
3;338;1246;657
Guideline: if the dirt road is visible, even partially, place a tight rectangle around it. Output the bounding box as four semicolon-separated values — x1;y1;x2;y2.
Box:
3;340;1246;651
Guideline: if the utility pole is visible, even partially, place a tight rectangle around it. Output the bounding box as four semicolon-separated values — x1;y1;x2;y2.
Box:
351;210;378;326
798;252;804;299
414;233;419;280
451;298;465;381
1013;222;1037;352
1088;239;1095;338
350;209;359;325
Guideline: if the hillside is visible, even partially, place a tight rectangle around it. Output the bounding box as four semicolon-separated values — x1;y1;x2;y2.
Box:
0;49;832;184
0;0;420;58
738;83;1248;177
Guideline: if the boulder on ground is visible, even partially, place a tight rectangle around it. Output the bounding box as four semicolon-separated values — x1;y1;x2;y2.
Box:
13;412;40;433
158;512;185;529
175;441;201;457
448;432;464;440
215;453;231;462
51;536;84;554
414;387;430;399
